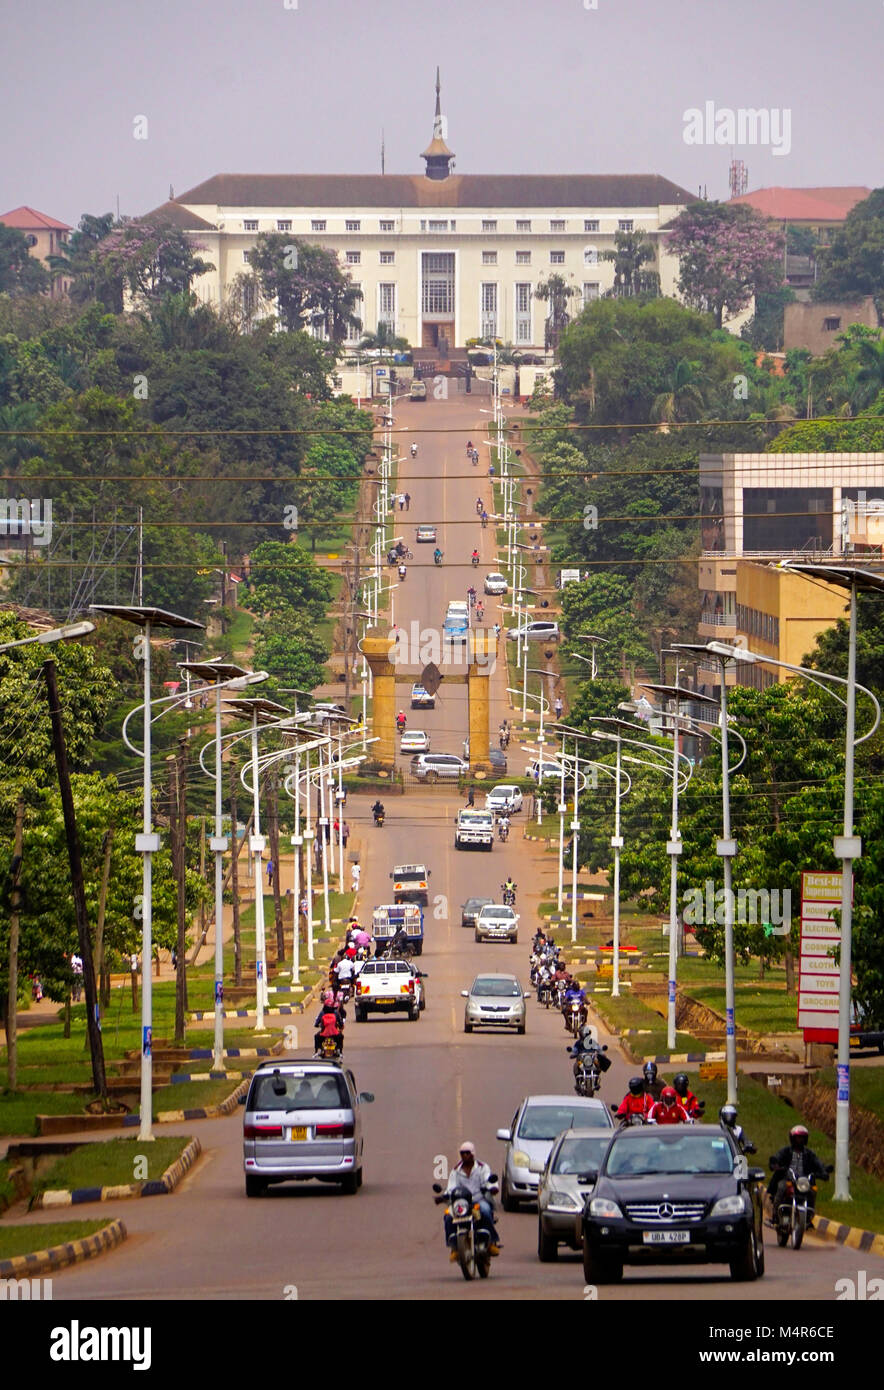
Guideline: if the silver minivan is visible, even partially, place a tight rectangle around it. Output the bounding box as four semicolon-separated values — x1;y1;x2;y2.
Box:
241;1060;374;1197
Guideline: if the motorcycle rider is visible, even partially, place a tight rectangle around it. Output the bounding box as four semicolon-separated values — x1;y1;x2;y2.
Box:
569;1025;603;1083
396;710;407;731
441;1141;501;1259
411;442;418;457
372;798;386;825
767;1125;830;1224
433;547;443;564
648;1086;690;1124
471;548;480;568
672;1072;705;1120
563;977;588;1030
497;814;510;841
467;585;477;607
616;1077;654;1122
502;876;516;904
476;497;484;515
398;562;407;581
719;1104;753;1154
642;1061;665;1102
313;998;344;1054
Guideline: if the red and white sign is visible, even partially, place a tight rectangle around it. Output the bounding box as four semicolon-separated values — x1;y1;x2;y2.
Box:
799;871;842;1038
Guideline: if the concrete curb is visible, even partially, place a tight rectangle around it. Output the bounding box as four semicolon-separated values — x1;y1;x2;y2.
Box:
643;1051;726;1064
814;1215;884;1259
190;1006;300;1019
0;1218;127;1280
119;1079;249;1127
32;1137;203;1208
168;1071;250;1083
184;1046;280;1059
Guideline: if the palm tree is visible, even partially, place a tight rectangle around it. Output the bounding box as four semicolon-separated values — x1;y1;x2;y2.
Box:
534;274;581;353
47;213;119;308
356;322;410;356
851;334;884;413
650;359;709;423
602;230;657;297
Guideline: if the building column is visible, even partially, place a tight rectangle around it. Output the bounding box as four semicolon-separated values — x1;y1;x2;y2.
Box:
361;629;397;768
467;628;494;768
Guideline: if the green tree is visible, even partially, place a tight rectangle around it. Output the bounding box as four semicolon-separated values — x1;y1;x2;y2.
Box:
813;188;884;315
0;225;50;297
534;274;581;354
601;229;658;298
666;201;785;329
46;213;121;310
649;358;709;423
249;235;361;340
560;575;655;680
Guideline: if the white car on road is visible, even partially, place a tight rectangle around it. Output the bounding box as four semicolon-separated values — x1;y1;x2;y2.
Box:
484;573;508;595
485;784;524;814
400;730;430;753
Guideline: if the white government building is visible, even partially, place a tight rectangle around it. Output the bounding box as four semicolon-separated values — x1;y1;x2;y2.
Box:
148;73;696;353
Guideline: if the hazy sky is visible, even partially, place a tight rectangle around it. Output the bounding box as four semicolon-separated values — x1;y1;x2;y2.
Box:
3;0;881;226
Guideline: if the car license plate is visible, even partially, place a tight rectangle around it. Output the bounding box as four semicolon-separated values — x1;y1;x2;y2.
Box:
288;1127;308;1142
850;1036;860;1048
642;1230;690;1245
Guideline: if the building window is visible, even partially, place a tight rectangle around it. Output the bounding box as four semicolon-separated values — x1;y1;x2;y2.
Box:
380;219;394;231
550;250;565;264
346;286;363;340
824;316;841;331
420;220;426;232
482;251;498;265
311;220;326;232
378;282;397;330
516;219;532;233
582;282;600;304
428;220;448;232
243;250;252;263
379;251;395;264
480;282;498;338
584;247;599;266
584;219;599;232
515;250;531;265
243;220;258;232
515;281;532;342
346;220;361;232
550;219;565;232
277;220;292;232
346;250;361;265
482;219;497;232
618;219;634;232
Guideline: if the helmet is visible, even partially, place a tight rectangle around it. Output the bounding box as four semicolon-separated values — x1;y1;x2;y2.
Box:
720;1105;738;1129
628;1077;645;1096
661;1086;678;1103
459;1140;475;1156
673;1073;689;1095
790;1125;809;1147
643;1062;658;1082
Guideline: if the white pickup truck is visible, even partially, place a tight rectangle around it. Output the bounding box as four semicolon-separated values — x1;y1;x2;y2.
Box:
454;808;494;851
354;958;421;1022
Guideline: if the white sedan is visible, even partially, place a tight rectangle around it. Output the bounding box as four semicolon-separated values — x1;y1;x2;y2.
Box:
400;729;430;753
485;784;524;814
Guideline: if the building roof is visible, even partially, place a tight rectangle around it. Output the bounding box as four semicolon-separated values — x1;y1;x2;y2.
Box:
729;186;871;223
172;172;695;211
0;205;71;231
140;199;219;231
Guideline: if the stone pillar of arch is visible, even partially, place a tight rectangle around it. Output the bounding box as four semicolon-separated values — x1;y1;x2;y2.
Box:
361;628;398;768
467;628;495;770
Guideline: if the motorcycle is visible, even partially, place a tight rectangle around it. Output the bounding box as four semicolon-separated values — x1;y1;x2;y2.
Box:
398;565;407;581
434;551;443;566
471;554;480;568
554;981;567;1010
538;980;554;1008
770;1163;832;1249
571;1044;609;1097
433;1176;499;1281
501;884;516;907
497;820;509;842
316;1034;343;1060
373;808;385;827
410;444;418;458
565;999;586;1036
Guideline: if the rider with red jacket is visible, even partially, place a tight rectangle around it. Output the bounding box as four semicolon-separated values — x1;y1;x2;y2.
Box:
672;1073;704;1119
616;1077;654;1120
648;1086;690;1124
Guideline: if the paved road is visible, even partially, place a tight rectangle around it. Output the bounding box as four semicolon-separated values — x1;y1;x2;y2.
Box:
18;399;883;1303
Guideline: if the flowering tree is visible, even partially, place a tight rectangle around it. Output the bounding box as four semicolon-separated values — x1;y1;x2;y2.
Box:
92;219;214;311
666;202;784;328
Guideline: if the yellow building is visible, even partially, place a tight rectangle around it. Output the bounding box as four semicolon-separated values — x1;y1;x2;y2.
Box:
733;562;848;689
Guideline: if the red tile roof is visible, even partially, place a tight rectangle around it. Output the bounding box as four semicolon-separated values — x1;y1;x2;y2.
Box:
0;205;72;231
729;186;871;222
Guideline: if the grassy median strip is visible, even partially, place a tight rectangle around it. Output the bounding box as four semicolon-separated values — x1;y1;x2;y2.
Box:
152;1080;238;1113
0;1221;112;1261
588;989;702;1060
31;1137;191;1200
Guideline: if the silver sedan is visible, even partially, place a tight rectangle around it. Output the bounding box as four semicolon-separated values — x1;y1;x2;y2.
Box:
535;1128;615;1261
462;974;530;1034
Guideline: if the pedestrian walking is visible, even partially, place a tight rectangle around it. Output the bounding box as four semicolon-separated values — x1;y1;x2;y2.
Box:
351;861;361;894
554;697;563;720
266;858;274;887
399;494;405;511
341;820;351;850
70;952;84;1003
404;492;411;511
466;786;475;808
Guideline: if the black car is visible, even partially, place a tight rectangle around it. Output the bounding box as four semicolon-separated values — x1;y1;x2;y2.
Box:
580;1125;766;1285
461;896;494;928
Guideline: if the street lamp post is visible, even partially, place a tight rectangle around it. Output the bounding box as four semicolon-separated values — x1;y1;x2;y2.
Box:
91;605;204;1141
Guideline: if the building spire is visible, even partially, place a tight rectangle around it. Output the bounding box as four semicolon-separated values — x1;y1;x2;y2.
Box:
421;67;454;180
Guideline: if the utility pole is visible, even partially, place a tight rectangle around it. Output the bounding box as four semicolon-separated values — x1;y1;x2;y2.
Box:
95;827;114;1010
268;770;285;962
173;736;188;1044
230;766;243;987
42;660;107;1100
5;798;24;1092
